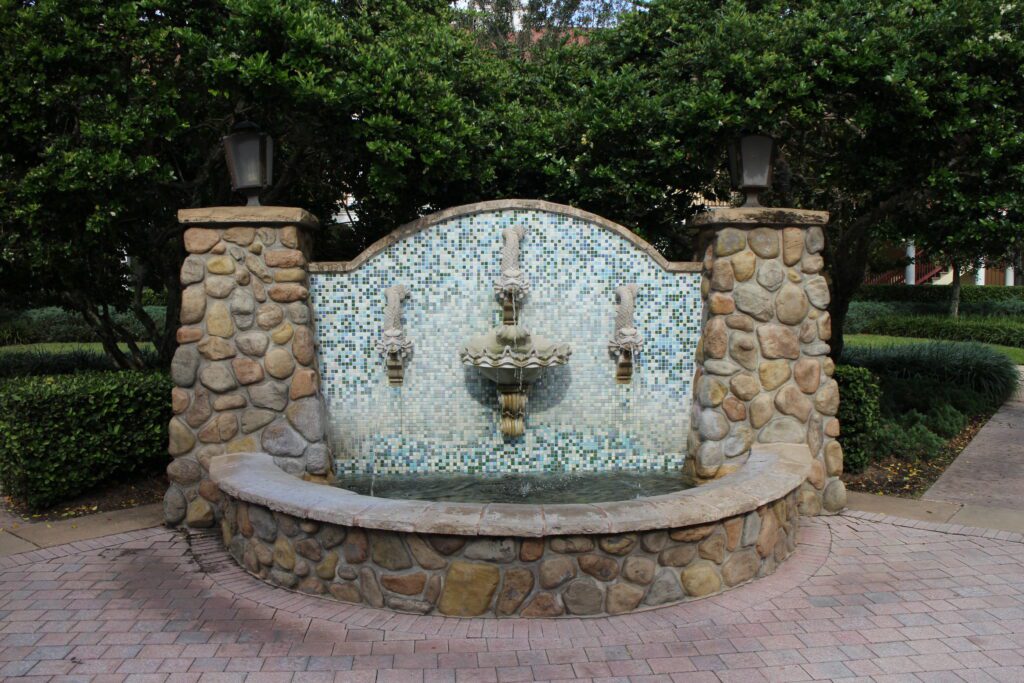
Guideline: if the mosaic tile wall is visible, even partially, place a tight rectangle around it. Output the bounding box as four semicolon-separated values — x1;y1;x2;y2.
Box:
309;209;703;474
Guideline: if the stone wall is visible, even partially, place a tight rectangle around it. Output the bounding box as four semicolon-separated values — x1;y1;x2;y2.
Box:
164;207;332;527
219;488;800;617
688;208;846;513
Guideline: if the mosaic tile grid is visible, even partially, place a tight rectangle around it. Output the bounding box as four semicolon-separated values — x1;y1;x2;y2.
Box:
309;209;703;474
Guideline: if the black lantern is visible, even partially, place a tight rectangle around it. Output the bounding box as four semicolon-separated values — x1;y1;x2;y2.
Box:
223;121;273;206
727;133;776;207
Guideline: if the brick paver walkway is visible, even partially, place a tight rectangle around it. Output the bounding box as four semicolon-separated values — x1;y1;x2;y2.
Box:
2;514;1023;682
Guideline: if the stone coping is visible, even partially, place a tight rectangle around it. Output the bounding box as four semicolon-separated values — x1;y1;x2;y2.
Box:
209;444;811;537
178;206;319;228
691;207;829;227
307;199;703;275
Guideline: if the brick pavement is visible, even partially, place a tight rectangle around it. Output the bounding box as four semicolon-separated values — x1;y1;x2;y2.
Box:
1;514;1023;682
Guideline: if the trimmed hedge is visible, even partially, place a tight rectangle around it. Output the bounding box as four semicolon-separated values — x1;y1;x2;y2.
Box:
0;306;166;345
863;315;1024;348
0;371;172;509
0;347;160;379
856;284;1024;304
834;365;882;473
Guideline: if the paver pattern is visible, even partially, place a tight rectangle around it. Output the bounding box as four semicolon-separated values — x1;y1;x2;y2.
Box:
2;514;1023;682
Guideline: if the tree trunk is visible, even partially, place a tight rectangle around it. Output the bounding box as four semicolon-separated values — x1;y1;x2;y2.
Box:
948;260;961;318
826;223;873;363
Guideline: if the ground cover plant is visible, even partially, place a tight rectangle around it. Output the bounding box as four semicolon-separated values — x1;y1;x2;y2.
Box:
837;340;1019;495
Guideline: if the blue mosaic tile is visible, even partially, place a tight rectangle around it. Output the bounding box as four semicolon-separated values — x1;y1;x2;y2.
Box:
309;209;703;473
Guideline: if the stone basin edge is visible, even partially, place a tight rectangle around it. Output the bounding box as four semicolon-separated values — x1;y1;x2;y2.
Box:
208;444;812;538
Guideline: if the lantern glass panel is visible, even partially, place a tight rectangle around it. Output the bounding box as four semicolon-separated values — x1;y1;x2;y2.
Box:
739;135;774;189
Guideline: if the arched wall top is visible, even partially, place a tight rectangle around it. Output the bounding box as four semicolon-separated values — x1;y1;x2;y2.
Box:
308;199;703;274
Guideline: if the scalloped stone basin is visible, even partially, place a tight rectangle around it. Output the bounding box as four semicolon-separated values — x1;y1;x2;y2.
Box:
210;444;811;617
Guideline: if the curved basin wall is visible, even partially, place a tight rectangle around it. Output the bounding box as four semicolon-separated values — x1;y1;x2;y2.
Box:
309;206;703;474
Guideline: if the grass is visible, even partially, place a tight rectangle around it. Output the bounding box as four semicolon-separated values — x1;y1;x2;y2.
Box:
846;334;1024;364
0;342;154;355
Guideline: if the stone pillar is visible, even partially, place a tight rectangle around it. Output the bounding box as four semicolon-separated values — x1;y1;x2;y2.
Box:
164;207;332;528
688;208;846;514
904;242;916;286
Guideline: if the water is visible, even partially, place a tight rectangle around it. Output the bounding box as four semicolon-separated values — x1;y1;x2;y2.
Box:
333;469;696;504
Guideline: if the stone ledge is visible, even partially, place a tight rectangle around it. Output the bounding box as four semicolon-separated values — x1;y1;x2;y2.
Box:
691;207;829;227
306;199;703;275
178;206;319;228
209;444;811;537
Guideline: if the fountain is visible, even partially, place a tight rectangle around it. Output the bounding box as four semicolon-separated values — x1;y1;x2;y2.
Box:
459;225;571;437
375;284;412;385
608;283;644;383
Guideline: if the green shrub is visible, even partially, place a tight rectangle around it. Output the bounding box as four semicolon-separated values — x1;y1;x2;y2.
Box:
0;306;166;345
863;315;1024;349
0;371;172;509
856;284;1024;304
874;420;947;462
0;347;160;378
924;404;968;438
841;340;1019;413
834;365;882;473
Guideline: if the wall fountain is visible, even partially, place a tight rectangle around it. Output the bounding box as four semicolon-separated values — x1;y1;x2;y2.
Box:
608;283;644;383
459;225;571;437
375;284;412;385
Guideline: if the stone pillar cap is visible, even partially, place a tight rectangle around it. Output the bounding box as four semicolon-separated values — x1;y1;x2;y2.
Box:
178;206;319;228
691;207;829;228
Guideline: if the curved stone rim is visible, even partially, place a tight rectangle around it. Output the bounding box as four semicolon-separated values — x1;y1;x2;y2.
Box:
307;199;703;275
209;444;811;537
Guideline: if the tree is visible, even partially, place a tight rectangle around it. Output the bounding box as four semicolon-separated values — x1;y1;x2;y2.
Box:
0;0;514;367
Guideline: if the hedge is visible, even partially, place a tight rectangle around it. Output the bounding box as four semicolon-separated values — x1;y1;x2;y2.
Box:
834;365;882;473
0;347;161;379
0;371;172;509
856;284;1024;304
863;315;1024;348
0;306;166;345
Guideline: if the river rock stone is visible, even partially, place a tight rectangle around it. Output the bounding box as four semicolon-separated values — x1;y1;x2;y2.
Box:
256;303;284;330
748;228;779;258
180;285;207;327
823;479;847;512
264;249;305;267
815;380;840;415
230;289;256;329
563;578;603;615
429;535;466;555
292;327;315;366
730;373;759;401
269;284;308;303
698;533;726;563
464;539;516;563
703;318;728;359
241;408;276;434
749;394;773;429
806;226;825;253
724;516;743;550
723;425;753;458
439;561;499;616
807;414;823;457
756;260;785;291
358;567;384;607
380;572;426;596
271;323;294;344
698;409;730;440
167;457;202;485
708;292;735;315
181;255;205;285
521;593;564;617
496;568;534;616
177;327;202;344
237;331;269;357
198;413;238;443
370;532;412;570
723;396;746;421
186;498;214;527
171;345;200;388
757;325;800;359
756;512;779;557
722;549;759;586
204;276;235;299
184;228;219;254
658;544;697;567
163;486;187;523
248;506;277;541
290;368;318;400
715;228;746;256
230;357;263;386
801;254;824;274
199;364;236;393
621;556;655;585
681;560;721;597
286;398;324;442
726;313;754;331
198;337;236;361
265;348;295;379
304;443;331;475
711;259;735;291
328;582;362;603
599;534;636;556
734;283;773;321
775;283;810;325
818;312;832;341
645;568;684;605
695;442;724;477
774;385;812;422
729;333;758;371
407;535;446;569
741;511;761;546
540;556;576;588
605;583;644;615
782;227;804;265
704;359;741;376
731;251;756;281
794;358;820;393
805;275;830;309
825;441;844;475
519;539;544;562
758;360;791;391
641;530;668;553
206;255;235;275
759;417;805;443
578;554;619;581
261;421;306;457
249;381;288;411
168;418;195;455
698;377;727;407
